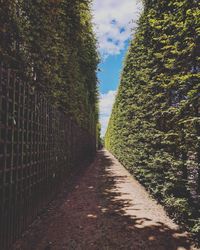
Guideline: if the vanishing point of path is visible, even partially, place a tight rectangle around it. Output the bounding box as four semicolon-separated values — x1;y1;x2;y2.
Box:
13;150;196;250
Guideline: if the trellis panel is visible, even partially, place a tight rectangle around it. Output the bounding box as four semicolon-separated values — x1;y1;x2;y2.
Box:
0;62;96;249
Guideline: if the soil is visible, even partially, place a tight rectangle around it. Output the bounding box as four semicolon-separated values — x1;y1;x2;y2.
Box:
12;150;197;250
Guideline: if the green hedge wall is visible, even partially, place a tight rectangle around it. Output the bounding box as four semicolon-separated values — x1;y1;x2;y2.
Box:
105;0;200;243
0;0;99;135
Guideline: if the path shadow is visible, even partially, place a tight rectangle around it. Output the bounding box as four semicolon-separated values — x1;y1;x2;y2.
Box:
96;150;192;250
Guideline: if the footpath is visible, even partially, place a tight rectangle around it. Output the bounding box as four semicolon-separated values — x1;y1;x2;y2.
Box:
13;150;195;250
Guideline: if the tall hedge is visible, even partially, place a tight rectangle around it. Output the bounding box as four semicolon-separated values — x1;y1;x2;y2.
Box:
0;0;99;135
105;0;200;242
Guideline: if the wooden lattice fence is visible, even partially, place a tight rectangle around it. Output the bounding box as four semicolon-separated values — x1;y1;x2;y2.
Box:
0;62;96;249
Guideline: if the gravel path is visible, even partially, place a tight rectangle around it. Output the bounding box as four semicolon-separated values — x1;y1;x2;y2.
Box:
13;150;196;250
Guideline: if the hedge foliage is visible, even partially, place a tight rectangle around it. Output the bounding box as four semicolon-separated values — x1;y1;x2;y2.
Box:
0;0;99;134
105;0;200;242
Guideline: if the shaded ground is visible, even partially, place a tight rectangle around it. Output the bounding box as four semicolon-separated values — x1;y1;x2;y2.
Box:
13;150;196;250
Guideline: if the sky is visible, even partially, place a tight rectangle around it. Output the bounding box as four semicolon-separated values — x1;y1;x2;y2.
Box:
92;0;142;136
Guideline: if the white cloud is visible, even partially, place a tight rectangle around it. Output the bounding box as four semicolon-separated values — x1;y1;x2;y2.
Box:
100;90;117;136
92;0;142;57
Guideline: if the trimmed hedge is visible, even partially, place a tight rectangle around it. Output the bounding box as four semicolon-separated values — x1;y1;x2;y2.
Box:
105;0;200;243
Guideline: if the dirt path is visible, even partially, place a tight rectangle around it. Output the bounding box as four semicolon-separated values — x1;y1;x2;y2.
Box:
13;150;196;250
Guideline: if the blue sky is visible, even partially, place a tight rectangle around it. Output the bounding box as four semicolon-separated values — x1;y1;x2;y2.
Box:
98;45;128;94
92;0;142;136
